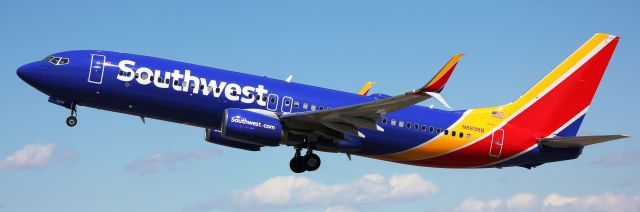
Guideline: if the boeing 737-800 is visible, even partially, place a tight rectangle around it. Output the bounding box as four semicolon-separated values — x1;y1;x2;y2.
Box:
17;33;627;173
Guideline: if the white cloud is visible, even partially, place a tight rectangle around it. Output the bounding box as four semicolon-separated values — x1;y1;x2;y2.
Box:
542;192;640;212
454;192;640;212
454;198;502;212
543;193;578;207
0;143;56;171
125;150;220;174
507;193;537;209
325;205;356;212
189;173;437;210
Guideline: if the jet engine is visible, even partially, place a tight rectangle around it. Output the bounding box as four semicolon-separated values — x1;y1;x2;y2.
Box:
221;108;286;146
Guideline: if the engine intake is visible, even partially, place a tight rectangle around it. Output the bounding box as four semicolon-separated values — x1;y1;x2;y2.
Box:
221;108;286;146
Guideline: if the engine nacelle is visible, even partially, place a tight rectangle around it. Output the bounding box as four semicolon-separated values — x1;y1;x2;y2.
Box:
205;128;261;151
221;108;286;146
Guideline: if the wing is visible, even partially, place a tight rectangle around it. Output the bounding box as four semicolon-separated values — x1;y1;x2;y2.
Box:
281;55;463;140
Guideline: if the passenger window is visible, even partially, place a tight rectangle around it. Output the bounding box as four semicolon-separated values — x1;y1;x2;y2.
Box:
429;126;434;133
248;93;253;98
437;128;442;134
414;124;419;130
127;72;132;77
459;132;464;138
118;70;123;76
407;122;412;128
452;131;456;137
294;101;299;108
173;80;178;86
303;103;308;109
421;125;427;131
391;119;397;126
399;121;404;127
150;76;154;81
319;106;324;110
231;90;237;96
166;79;170;84
382;118;388;124
311;104;316;111
444;130;448;135
467;134;472;139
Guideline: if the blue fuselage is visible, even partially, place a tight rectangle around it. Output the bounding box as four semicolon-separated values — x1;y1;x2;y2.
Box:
17;50;582;169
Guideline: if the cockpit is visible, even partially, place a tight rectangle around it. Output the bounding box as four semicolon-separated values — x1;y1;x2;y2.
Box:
43;56;70;65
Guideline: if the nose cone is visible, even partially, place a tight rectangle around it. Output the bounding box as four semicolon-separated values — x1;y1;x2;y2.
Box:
17;62;43;86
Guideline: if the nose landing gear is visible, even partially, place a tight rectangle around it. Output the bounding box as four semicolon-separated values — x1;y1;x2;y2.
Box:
66;103;78;127
289;147;321;173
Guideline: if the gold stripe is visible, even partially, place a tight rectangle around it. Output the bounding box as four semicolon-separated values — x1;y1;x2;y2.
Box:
371;34;611;162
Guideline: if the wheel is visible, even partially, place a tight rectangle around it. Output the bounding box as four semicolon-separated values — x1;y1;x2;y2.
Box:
303;153;321;171
289;156;305;173
66;116;77;127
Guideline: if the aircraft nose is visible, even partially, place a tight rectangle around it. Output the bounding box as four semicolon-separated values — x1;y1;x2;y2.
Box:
17;62;43;86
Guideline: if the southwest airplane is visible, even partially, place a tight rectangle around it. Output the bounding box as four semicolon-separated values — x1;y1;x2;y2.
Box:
17;33;628;173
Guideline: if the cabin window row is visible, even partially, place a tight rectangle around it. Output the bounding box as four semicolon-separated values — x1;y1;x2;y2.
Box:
381;118;472;140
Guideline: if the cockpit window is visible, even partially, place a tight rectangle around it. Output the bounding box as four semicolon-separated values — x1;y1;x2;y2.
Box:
43;56;70;65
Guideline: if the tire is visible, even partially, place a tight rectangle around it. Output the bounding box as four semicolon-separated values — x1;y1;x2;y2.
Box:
66;116;77;127
289;156;305;173
303;154;321;171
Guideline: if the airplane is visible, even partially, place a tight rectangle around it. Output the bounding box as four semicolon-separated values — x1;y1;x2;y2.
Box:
17;33;628;173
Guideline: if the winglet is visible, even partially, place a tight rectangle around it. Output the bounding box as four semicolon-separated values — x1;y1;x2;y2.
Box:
415;54;463;93
357;82;376;96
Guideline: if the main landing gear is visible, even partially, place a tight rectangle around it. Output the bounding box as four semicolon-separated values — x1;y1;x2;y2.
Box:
66;103;78;127
289;148;321;173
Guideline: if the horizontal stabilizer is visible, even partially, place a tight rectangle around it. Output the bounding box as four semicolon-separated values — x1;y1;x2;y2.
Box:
538;135;629;148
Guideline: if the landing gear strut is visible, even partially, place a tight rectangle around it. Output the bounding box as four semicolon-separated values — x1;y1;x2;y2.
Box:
289;147;321;173
66;103;78;127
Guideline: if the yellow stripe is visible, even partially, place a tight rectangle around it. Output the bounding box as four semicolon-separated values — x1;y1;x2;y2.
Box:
371;34;610;162
357;82;375;95
425;54;464;87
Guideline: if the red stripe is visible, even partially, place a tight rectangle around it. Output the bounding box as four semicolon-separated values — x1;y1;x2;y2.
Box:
423;63;457;92
406;38;619;168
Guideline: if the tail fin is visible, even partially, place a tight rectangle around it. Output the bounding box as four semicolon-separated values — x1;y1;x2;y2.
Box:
504;33;619;137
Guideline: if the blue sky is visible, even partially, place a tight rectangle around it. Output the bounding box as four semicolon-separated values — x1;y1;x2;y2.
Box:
1;0;639;211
